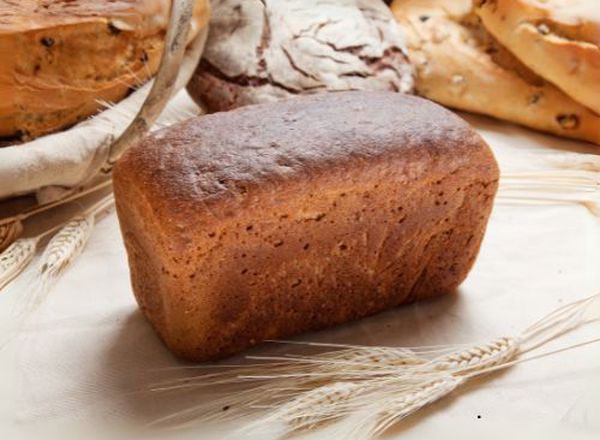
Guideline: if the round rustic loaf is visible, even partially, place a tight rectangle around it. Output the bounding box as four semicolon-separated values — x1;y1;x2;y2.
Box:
187;0;414;112
0;0;210;141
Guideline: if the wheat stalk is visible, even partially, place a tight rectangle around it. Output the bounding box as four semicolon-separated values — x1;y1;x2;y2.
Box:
24;196;113;310
144;293;600;438
0;179;112;253
497;166;600;216
0;195;114;351
543;152;600;172
0;238;38;291
5;195;114;318
337;377;463;440
238;337;520;437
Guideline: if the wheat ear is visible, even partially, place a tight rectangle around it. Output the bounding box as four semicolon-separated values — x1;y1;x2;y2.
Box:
0;195;114;351
145;293;600;438
336;377;463;440
0;238;38;291
15;195;114;316
238;337;520;438
432;336;520;373
0;189;113;293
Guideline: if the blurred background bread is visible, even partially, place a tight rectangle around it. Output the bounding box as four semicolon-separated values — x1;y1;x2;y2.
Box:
187;0;414;112
391;0;600;144
475;0;600;115
0;0;210;142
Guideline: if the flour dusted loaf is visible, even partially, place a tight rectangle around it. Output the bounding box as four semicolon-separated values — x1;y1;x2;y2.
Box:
187;0;414;112
391;0;600;145
113;91;499;361
0;0;210;141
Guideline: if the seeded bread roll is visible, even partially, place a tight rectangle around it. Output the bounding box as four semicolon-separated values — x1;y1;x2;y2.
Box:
113;91;499;361
475;0;600;115
0;0;210;141
391;0;600;145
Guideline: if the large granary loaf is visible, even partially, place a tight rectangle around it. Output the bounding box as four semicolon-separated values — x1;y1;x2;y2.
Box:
113;91;499;361
0;0;210;141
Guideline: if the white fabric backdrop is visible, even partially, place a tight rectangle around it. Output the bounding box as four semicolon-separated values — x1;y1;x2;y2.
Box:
1;109;599;440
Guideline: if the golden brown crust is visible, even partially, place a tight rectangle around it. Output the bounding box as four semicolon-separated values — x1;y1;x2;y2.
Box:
475;0;600;114
391;0;600;145
113;91;499;361
0;0;210;140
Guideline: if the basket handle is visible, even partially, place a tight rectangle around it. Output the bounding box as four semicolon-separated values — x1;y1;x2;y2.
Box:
105;0;203;168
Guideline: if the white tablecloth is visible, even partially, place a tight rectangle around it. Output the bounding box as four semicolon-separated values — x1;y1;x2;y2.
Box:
1;112;599;440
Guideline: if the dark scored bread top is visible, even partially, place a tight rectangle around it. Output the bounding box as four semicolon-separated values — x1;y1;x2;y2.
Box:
115;91;494;232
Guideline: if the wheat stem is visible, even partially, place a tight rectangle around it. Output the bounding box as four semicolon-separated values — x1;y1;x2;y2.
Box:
0;179;112;255
105;0;201;165
0;179;112;228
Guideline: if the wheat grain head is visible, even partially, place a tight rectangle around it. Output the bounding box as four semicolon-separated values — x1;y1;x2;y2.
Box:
0;238;38;291
19;213;94;314
432;336;520;374
351;376;462;440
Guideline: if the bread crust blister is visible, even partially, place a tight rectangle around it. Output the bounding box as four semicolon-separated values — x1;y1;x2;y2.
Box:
391;0;600;144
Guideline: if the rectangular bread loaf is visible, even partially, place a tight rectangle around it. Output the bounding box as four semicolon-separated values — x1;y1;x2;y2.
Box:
113;91;499;361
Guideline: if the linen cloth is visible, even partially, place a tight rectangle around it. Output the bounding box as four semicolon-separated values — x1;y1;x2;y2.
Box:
0;86;199;201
